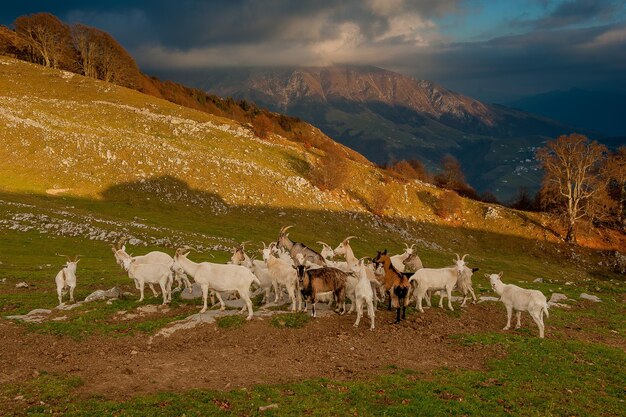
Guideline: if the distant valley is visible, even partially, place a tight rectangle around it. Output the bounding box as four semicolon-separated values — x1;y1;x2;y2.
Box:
166;65;617;201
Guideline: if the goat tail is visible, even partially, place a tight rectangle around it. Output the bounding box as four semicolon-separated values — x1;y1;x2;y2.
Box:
542;303;550;319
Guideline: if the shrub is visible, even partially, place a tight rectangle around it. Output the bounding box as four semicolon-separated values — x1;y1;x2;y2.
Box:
436;190;462;219
370;184;392;216
309;151;348;191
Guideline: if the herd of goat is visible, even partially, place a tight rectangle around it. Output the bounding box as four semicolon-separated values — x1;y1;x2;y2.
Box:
54;225;550;337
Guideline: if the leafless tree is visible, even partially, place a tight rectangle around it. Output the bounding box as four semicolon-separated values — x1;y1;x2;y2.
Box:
536;134;608;242
14;13;72;69
604;146;626;230
71;24;99;78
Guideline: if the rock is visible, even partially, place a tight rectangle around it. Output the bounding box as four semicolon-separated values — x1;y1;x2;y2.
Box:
533;278;544;283
549;293;568;304
579;293;601;302
84;287;124;303
180;282;203;300
15;282;29;288
137;305;159;314
6;309;52;323
259;404;279;412
477;296;500;303
55;302;84;311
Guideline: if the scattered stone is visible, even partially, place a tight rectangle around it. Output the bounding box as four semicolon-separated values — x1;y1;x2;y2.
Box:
56;302;84;311
259;404;279;412
84;287;124;302
6;309;52;323
477;296;500;303
15;282;29;288
579;293;601;302
180;282;203;300
484;206;500;220
549;293;568;304
137;305;159;314
52;316;68;321
533;278;544;283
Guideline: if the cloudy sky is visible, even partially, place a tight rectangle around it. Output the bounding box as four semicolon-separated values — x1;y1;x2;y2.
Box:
2;0;625;102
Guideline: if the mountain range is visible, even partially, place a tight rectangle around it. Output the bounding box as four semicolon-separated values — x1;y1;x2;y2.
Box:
168;65;610;201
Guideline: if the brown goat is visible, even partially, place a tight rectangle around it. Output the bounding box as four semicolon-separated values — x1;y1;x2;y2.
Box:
373;250;411;323
294;265;348;317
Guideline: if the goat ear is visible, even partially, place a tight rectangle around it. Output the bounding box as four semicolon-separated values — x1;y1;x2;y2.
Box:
121;245;126;252
484;273;490;279
383;249;387;255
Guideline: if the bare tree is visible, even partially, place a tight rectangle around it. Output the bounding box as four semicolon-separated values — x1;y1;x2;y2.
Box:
536;134;608;242
605;146;626;229
71;24;99;78
14;13;72;69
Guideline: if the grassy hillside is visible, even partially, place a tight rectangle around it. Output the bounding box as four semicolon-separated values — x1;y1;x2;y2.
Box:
0;56;625;416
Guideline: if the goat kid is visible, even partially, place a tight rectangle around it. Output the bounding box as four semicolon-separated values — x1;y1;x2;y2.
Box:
352;259;375;330
55;255;79;306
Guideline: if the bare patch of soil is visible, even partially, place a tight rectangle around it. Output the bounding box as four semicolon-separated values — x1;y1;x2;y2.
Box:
0;302;620;402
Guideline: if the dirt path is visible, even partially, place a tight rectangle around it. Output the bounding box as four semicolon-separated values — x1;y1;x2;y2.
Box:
0;302;620;401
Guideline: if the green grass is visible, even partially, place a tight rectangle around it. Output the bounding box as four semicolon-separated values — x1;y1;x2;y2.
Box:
216;315;247;329
2;335;624;416
270;312;311;329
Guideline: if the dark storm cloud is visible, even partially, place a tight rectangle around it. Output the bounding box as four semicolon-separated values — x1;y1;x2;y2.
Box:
1;1;625;102
395;22;626;101
521;0;624;29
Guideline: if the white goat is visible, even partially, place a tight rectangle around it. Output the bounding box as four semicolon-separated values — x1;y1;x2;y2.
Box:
264;243;302;311
121;258;172;304
55;255;79;306
231;243;278;304
488;272;549;338
333;236;382;305
390;243;424;273
111;238;191;295
172;248;259;318
409;254;467;313
352;259;375;330
427;265;479;308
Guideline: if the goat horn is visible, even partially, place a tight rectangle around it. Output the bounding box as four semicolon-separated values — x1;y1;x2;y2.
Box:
74;255;82;262
344;236;357;242
118;236;128;248
279;225;293;235
461;254;468;261
240;240;252;248
316;241;330;247
455;253;460;261
261;241;267;249
403;242;409;249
